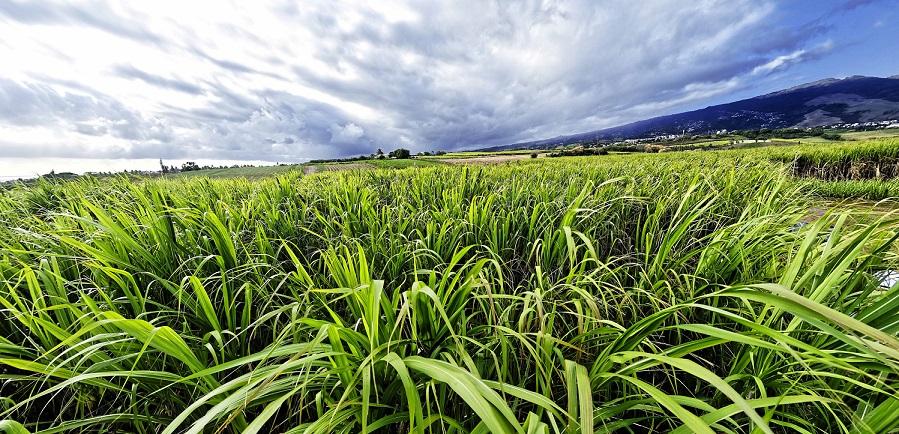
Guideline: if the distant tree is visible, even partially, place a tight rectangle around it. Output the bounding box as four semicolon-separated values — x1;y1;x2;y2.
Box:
182;161;200;172
530;152;538;158
376;148;384;156
389;148;411;159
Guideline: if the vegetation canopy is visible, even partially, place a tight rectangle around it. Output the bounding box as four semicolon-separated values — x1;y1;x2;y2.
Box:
1;143;898;433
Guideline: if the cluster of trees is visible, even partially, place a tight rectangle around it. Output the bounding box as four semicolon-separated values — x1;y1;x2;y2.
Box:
550;140;731;157
548;146;609;157
738;128;842;141
416;150;447;157
159;160;259;174
309;148;415;164
39;170;79;180
159;160;197;174
387;148;411;159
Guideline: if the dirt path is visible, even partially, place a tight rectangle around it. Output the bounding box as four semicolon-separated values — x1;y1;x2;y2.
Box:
805;198;899;223
302;165;319;174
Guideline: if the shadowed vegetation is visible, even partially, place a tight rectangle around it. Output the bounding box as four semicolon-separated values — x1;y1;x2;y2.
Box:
773;139;899;180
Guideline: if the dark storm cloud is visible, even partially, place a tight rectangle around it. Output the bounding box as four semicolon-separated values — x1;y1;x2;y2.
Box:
274;1;833;149
0;0;865;161
0;78;131;126
0;78;173;156
160;84;261;123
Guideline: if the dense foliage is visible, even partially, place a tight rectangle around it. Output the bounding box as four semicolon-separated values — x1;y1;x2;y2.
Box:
739;127;842;141
769;139;899;199
1;151;898;433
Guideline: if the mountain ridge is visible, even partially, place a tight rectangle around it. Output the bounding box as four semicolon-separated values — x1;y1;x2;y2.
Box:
484;75;899;151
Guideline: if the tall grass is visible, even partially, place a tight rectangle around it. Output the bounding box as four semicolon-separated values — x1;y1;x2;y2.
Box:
804;178;899;200
770;139;899;182
0;154;898;433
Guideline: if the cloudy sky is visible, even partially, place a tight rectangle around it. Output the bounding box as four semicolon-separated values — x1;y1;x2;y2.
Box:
1;0;897;175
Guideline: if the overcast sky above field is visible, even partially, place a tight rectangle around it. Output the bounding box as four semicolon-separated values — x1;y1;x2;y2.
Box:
1;0;898;172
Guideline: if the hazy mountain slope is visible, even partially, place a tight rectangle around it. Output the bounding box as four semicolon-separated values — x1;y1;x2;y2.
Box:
488;75;899;150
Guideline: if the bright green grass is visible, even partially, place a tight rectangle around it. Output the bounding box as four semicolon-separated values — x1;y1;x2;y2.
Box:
675;138;732;147
168;164;304;178
168;159;444;178
771;135;840;143
766;138;899;163
0;146;898;433
419;149;541;159
738;138;899;199
843;129;899;140
805;177;899;200
364;158;447;168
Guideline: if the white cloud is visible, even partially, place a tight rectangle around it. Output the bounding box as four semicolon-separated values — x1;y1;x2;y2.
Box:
751;41;833;76
752;50;809;75
0;0;835;163
331;123;365;143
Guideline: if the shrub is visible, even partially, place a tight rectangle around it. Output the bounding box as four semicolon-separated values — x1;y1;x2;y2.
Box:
389;148;411;159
